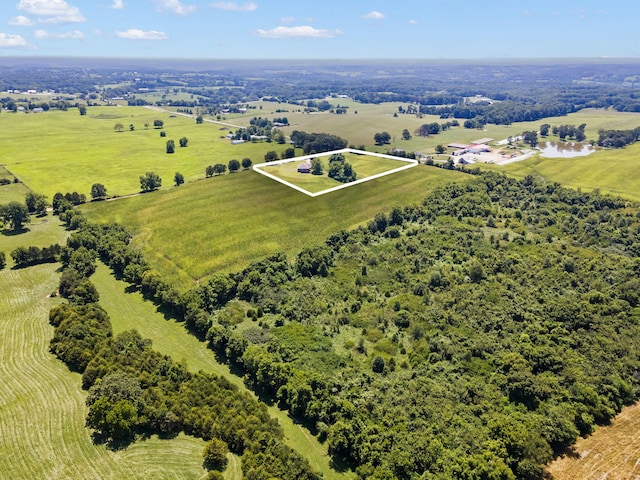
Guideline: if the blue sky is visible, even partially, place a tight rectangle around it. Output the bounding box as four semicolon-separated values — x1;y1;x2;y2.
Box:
0;0;639;58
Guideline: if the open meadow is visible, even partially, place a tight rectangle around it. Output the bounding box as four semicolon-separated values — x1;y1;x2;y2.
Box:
546;402;640;479
82;164;464;286
225;102;640;154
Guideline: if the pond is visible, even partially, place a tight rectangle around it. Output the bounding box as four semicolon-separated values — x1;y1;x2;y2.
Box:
538;141;598;158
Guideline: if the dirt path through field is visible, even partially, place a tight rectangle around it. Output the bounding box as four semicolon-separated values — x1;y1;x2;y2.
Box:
546;402;640;479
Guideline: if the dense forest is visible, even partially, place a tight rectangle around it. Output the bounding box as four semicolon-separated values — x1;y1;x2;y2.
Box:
51;169;640;479
4;59;640;125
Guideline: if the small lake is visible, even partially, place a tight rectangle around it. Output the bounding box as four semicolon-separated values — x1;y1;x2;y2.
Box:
538;141;598;158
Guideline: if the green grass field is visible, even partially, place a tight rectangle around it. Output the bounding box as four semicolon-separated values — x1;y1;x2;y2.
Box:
0;262;208;480
0;212;69;267
233;102;640;154
0;106;285;199
482;142;640;202
83;165;464;286
259;152;414;194
92;263;355;480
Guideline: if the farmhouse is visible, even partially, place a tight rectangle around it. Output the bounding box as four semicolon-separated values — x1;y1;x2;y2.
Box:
297;160;312;173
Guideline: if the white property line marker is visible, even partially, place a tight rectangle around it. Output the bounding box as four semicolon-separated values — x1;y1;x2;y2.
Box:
252;148;418;197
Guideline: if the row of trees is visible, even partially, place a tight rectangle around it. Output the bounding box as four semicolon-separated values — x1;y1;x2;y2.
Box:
44;217;322;478
10;244;62;268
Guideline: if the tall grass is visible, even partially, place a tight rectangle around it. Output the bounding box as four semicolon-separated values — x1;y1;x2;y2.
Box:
83;165;465;286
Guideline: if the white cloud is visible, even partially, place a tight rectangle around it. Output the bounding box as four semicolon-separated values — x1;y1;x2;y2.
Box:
408;19;418;25
280;16;295;23
0;33;29;47
155;0;196;15
256;25;341;39
211;2;257;11
17;0;86;24
363;11;385;20
111;0;124;9
116;29;169;40
9;16;35;26
35;29;84;39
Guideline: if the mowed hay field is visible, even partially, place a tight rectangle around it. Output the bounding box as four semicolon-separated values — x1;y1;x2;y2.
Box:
83;164;465;286
92;264;353;480
0;263;208;480
546;402;640;480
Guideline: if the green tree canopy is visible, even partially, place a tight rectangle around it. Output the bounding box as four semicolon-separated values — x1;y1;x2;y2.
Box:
140;172;162;192
90;183;107;200
0;201;30;231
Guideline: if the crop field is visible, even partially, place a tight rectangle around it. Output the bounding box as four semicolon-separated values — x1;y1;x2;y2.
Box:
546;402;640;479
82;164;465;286
482;142;640;203
0;262;208;480
92;263;353;480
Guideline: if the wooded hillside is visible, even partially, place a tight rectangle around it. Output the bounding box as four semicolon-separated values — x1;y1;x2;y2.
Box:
52;170;640;479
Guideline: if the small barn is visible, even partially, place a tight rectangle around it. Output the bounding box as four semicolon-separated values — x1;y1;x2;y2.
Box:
297;160;312;173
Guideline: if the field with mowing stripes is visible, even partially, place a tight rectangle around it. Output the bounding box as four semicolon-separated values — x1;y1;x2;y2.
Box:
0;263;207;480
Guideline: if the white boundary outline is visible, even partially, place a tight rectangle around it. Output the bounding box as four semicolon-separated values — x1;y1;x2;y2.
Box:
252;148;418;197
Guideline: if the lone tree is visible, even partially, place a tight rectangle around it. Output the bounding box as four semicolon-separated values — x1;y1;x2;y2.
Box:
179;136;188;148
402;128;412;140
228;159;240;172
435;144;446;154
264;150;279;162
78;105;87;116
374;131;391;145
523;130;539;148
196;115;203;124
166;139;175;154
241;157;252;169
153;119;164;129
140;172;162;192
205;165;215;178
91;183;107;200
114;123;124;132
0;202;30;231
